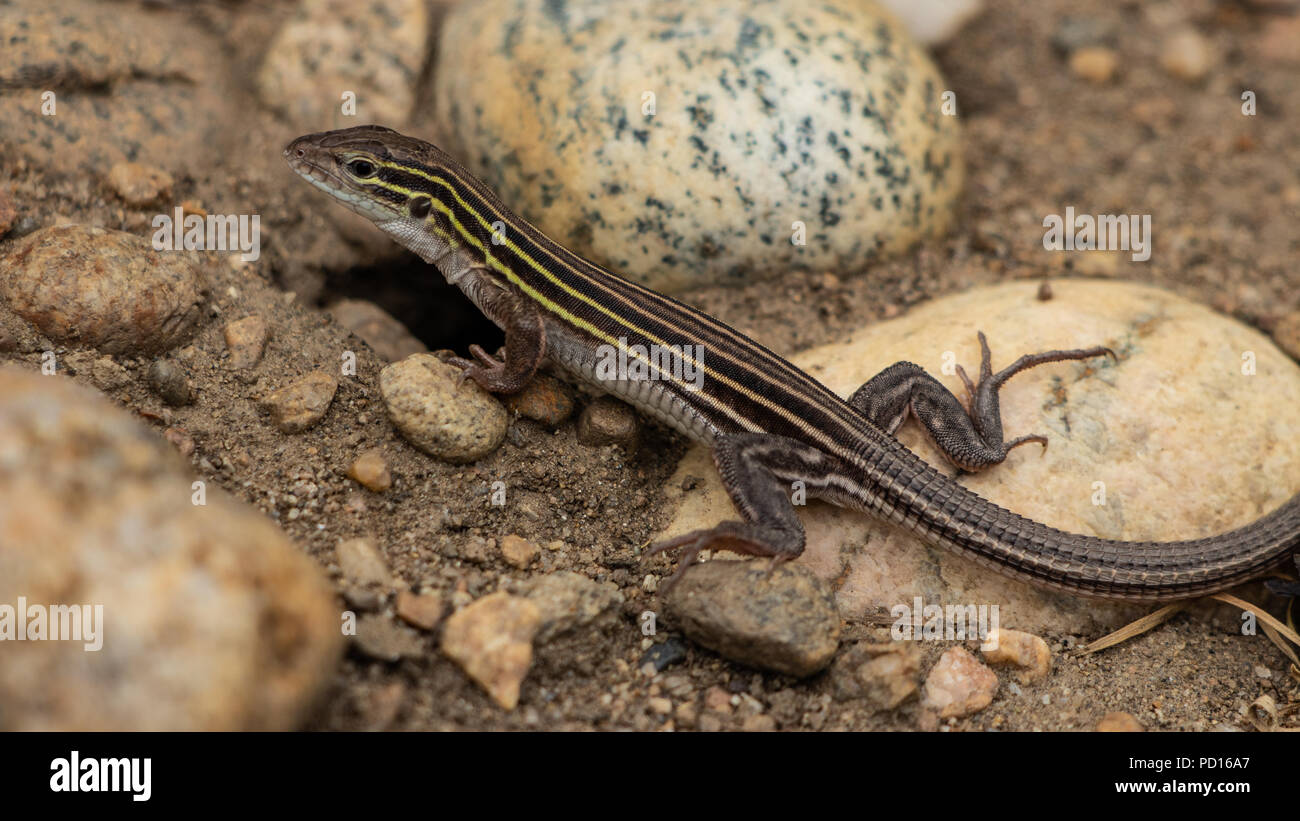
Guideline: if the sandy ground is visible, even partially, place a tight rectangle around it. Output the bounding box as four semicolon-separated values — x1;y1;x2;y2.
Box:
1;0;1296;731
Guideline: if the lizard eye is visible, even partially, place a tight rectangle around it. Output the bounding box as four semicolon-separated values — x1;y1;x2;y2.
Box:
409;196;432;219
346;158;377;178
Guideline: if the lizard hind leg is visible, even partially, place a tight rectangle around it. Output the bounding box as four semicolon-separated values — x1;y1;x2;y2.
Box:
645;432;834;591
845;332;1114;472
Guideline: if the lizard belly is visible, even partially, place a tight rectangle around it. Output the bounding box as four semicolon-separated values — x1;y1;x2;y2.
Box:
543;322;720;444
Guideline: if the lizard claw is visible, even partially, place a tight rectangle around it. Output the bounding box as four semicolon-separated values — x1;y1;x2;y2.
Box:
644;531;708;594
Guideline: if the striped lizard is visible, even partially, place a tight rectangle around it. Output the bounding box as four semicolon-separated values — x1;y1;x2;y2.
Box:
285;125;1299;601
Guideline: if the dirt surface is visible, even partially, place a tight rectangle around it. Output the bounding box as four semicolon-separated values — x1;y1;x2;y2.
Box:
1;0;1297;731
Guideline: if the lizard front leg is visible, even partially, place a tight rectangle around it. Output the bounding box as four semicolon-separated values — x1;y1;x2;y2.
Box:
847;331;1114;472
440;276;546;394
646;432;842;589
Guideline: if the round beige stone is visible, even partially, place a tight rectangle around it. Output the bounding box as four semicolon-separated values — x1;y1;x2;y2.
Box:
0;225;205;355
379;353;508;463
655;280;1300;635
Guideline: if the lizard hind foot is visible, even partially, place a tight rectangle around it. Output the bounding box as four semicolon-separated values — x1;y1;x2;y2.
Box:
645;521;800;593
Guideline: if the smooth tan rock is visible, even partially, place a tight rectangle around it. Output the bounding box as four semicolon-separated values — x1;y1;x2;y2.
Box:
395;591;445;631
0;225;205;355
379;354;508;463
1096;711;1145;732
441;592;542;710
0;366;341;730
1159;27;1214;83
1070;47;1119;84
336;537;392;588
106;162;173;206
982;628;1051;685
922;647;998;719
224;316;269;369
655;281;1300;635
261;371;338;433
435;0;962;292
347;448;392;492
499;534;540;569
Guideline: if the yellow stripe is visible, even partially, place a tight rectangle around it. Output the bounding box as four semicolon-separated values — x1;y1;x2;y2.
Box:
368;171;760;432
371;161;862;453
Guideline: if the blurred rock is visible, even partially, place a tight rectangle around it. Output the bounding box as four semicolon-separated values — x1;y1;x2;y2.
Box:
832;641;920;709
1272;311;1300;361
878;0;982;46
1160;28;1215;82
106;162;174;207
352;615;424;662
576;396;638;449
0;0;233;179
395;590;445;631
1095;711;1145;732
336;537;393;588
224;316;269;370
499;534;540;569
258;0;428;131
0;187;16;237
516;571;623;643
328;299;427;363
503;373;575;427
0;366;341;730
1070;47;1119;84
1259;17;1300;64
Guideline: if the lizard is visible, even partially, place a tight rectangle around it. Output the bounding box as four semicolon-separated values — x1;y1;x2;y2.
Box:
284;125;1300;602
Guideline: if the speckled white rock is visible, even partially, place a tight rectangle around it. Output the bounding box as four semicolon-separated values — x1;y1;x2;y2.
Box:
435;0;963;292
655;281;1300;635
